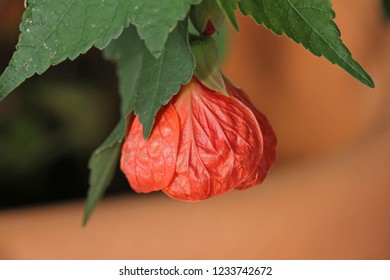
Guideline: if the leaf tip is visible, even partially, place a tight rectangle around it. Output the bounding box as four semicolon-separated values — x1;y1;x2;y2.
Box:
366;77;375;89
360;71;375;89
82;211;91;227
82;201;96;226
142;123;153;140
82;187;95;227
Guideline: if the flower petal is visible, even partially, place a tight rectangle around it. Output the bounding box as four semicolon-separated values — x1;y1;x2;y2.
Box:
224;78;277;188
120;104;180;193
163;78;263;200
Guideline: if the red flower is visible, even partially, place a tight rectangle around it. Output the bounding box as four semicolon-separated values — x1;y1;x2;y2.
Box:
223;77;277;189
120;77;276;201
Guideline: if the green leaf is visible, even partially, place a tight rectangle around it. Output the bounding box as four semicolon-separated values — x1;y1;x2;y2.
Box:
83;25;146;225
83;20;196;223
128;0;202;58
217;0;239;30
83;121;125;225
190;0;226;34
0;0;134;102
239;0;375;88
213;23;229;63
103;25;146;116
134;19;195;139
384;0;390;20
190;36;227;95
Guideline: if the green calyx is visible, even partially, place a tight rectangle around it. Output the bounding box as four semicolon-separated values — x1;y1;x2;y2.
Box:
190;35;227;95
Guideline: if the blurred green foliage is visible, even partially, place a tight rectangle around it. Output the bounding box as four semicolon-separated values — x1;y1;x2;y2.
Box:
384;0;390;19
0;0;129;208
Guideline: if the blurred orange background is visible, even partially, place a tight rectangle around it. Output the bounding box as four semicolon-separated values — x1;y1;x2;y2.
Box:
0;0;389;259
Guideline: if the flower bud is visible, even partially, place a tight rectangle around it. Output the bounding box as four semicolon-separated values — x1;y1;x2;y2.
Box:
203;20;216;36
120;77;276;201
